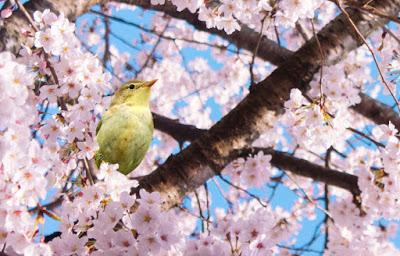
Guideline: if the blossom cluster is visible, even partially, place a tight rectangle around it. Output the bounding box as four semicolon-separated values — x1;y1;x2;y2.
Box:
281;49;372;153
353;123;400;220
0;51;52;255
1;0;400;255
183;202;299;255
223;151;273;189
150;0;326;35
0;8;126;254
50;185;184;255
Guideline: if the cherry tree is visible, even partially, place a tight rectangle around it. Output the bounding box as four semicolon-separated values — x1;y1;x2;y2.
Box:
1;0;400;255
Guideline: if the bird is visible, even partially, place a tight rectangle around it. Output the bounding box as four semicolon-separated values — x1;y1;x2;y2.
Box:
95;79;157;175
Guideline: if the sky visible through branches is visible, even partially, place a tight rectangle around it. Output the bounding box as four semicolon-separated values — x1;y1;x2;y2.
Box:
2;0;400;255
29;5;400;255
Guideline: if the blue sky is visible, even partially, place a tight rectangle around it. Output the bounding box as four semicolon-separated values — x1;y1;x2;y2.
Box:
6;3;397;255
92;7;400;255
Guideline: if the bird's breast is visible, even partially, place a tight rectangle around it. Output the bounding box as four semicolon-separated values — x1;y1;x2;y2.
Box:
96;104;153;173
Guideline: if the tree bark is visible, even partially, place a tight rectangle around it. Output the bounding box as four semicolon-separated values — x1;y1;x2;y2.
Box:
130;0;400;129
238;148;360;196
152;113;206;143
133;0;400;208
149;117;361;195
126;0;292;66
351;93;400;128
1;0;398;209
3;0;399;132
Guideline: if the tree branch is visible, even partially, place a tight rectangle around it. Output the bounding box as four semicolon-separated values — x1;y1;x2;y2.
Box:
1;0;397;210
152;113;206;143
0;0;107;52
152;116;360;196
101;4;111;67
3;0;399;131
235;147;360;196
351;93;400;128
129;0;400;129
133;0;400;209
123;0;292;66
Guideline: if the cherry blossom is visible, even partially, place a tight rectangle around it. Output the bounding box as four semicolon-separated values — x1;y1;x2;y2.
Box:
0;1;400;255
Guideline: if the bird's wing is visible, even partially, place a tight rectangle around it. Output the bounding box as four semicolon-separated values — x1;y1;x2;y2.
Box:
96;119;102;135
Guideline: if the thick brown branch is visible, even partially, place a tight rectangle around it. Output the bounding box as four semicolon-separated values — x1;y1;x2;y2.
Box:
352;93;400;128
129;0;400;129
152;116;359;196
1;0;398;210
134;0;399;208
3;0;399;133
152;113;206;142
237;148;360;196
122;0;292;66
127;0;400;129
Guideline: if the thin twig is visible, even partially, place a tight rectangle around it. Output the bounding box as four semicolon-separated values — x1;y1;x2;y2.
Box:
277;244;323;254
267;183;279;203
323;147;333;251
29;167;77;214
212;178;234;210
194;190;205;233
283;171;335;221
355;4;400;24
135;19;170;75
172;40;207;111
217;174;267;208
335;0;400;113
249;15;268;87
383;26;400;45
178;206;213;223
101;5;111;68
16;0;59;85
332;147;347;158
15;0;37;30
109;31;141;51
311;19;325;104
16;0;62;109
278;219;326;254
273;16;281;46
32;99;49;138
83;157;95;185
90;10;241;54
1;242;7;255
295;21;311;42
347;127;385;147
28;196;64;213
204;183;211;234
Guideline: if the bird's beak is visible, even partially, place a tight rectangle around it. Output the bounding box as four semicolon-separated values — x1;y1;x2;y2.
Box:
143;79;158;88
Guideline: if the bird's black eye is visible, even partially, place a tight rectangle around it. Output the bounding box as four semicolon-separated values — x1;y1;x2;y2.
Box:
129;84;135;89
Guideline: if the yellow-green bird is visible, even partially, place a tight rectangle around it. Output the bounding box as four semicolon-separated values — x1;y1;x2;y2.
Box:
95;79;157;175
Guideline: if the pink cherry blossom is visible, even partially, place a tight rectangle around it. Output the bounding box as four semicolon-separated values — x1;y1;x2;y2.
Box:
1;3;400;255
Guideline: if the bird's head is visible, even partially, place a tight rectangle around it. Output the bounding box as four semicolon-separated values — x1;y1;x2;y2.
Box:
110;79;157;106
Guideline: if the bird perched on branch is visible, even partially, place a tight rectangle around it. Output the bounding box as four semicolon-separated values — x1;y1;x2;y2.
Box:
95;79;157;175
